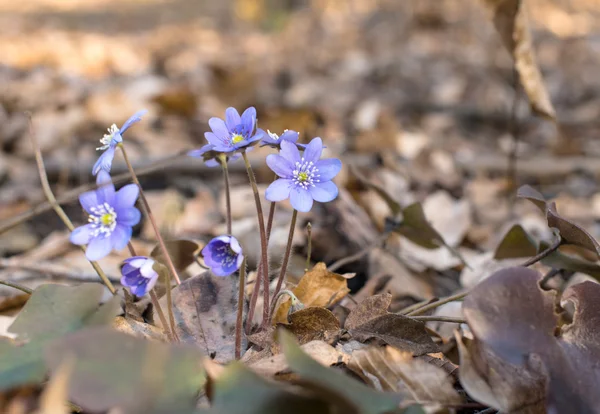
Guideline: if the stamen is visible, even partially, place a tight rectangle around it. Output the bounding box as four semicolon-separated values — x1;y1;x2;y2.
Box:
292;158;320;190
88;202;118;237
97;124;119;151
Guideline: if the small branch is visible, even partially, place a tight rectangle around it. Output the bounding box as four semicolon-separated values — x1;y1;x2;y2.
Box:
405;291;469;316
235;258;247;359
270;209;297;322
305;222;312;271
0;280;32;295
28;114;116;294
539;267;562;290
521;236;562;267
221;158;232;235
411;315;466;324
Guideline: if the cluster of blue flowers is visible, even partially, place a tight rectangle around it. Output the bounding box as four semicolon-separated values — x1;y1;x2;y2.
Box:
70;106;341;297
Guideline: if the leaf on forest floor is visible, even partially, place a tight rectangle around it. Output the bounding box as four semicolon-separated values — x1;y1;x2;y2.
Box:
285;307;341;345
494;224;538;259
150;239;200;272
459;266;600;413
273;263;349;325
479;0;555;119
348;346;462;404
159;271;241;363
112;316;167;342
45;327;205;413
344;294;438;356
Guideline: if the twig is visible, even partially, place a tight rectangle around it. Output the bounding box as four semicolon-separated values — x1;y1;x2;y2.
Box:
521;236;562;267
0;280;32;295
235;258;247;359
28;114;116;294
507;67;521;203
405;291;469;316
221;157;232;235
305;222;312;271
411;315;466;324
270;209;297;322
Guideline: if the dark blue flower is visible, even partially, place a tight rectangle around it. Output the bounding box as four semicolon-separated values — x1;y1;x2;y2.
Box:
121;256;159;297
261;129;300;148
202;235;244;277
265;137;341;212
92;110;148;175
70;171;141;261
188;107;264;166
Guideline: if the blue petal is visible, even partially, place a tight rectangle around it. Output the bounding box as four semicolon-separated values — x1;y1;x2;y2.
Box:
315;158;342;181
225;107;241;130
119;110;148;134
85;236;113;261
209;117;230;140
96;170;112;186
246;129;264;143
280;140;301;165
70;224;95;245
240;107;256;135
115;184;139;210
188;144;214;158
290;187;313;212
309;181;338;203
204;132;226;147
303;137;323;164
266;179;292;202
92;147;116;176
96;180;116;206
204;158;220;167
79;190;99;213
266;154;293;178
111;224;132;250
117;207;141;226
280;130;299;143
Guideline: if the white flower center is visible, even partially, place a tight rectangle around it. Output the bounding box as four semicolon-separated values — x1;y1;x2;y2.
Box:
292;157;320;190
97;124;119;151
88;202;118;237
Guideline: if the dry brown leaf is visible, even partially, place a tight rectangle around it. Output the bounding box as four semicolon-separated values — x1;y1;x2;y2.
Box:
112;316;167;342
348;346;462;404
285;307;341;345
273;263;349;325
480;0;556;119
36;357;74;414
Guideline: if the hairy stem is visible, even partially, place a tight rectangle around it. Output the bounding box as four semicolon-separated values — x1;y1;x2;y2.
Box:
305;222;312;271
0;280;32;295
119;144;181;285
410;315;466;324
235;257;247;359
241;152;270;328
270;209;297;320
28;115;115;294
405;291;469;316
221;157;232;235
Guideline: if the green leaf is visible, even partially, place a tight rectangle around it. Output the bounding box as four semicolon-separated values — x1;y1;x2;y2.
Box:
279;329;403;414
0;339;46;390
45;327;205;413
494;224;538;259
208;362;331;414
151;239;200;272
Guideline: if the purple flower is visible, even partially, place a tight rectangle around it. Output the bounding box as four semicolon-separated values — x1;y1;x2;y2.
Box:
188;107;264;166
121;256;159;297
202;235;244;277
92;110;148;176
265;137;341;212
70;171;141;261
261;129;300;148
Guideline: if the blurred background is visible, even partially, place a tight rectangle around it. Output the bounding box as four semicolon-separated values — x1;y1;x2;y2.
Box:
1;0;600;303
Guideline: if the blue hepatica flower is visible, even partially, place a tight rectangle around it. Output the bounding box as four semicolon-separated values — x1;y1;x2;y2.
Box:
202;235;244;277
70;171;141;261
261;129;300;148
265;137;341;212
92;110;148;176
188;107;264;166
121;256;159;297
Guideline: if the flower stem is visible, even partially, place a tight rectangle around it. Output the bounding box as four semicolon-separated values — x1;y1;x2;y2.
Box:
0;280;32;295
270;209;297;321
241;152;270;328
305;222;312;271
28;115;115;294
404;290;469;316
235;257;247;359
220;157;232;235
410;315;466;324
119;144;181;285
521;236;562;267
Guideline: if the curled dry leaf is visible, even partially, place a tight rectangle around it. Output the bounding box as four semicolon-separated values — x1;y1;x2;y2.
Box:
285;307;341;345
460;267;600;413
348;346;462;404
273;263;349;325
479;0;555;119
344;294;438;356
159;271;241;363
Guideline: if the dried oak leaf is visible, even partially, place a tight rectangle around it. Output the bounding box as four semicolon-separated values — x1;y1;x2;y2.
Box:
285;307;341;345
344;294;438;356
273;263;349;325
159;271;241;363
348;346;462;405
460;266;600;413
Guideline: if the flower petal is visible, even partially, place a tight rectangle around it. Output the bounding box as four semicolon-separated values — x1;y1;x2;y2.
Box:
240;107;256;135
290;187;314;212
246;129;264;143
117;207;141;226
188;144;214;158
204;158;220;167
86;236;113;261
70;224;95;245
123;256;147;266
309;181;338;203
266;154;293;178
315;158;342;181
115;184;139;210
204;132;225;147
266;179;292;202
92;147;116;175
111;225;132;251
229;236;242;254
280;140;301;165
140;259;157;278
96;179;116;206
303;137;323;164
119;110;148;134
208;117;230;140
79;190;99;214
225;107;241;130
280;130;299;143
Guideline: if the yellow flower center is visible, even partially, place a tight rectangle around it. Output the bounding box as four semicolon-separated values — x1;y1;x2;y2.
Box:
297;172;309;182
231;134;244;144
101;213;115;226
